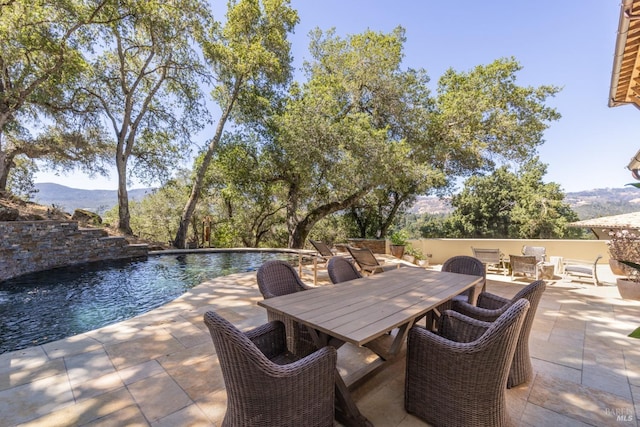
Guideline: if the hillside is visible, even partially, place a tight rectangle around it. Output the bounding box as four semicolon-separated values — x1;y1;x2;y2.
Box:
33;183;155;215
410;187;640;220
31;183;640;221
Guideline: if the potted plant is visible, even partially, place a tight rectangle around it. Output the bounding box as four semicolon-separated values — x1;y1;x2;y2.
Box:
405;246;428;267
388;230;408;259
607;229;640;300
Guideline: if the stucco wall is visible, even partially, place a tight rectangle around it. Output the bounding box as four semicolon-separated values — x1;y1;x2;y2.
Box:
0;221;148;282
406;238;609;265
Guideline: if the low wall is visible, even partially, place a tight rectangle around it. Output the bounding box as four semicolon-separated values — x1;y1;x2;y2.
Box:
0;221;148;282
406;238;610;265
347;238;386;254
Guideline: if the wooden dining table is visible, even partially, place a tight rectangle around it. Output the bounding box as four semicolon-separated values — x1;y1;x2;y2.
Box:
258;266;483;426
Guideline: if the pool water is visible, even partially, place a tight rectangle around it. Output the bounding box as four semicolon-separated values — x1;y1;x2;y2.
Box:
0;251;299;354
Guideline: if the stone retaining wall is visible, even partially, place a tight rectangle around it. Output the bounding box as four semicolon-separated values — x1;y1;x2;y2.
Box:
0;221;148;282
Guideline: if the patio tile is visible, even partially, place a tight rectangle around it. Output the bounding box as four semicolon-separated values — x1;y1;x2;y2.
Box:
0;373;74;427
64;348;117;387
0;357;66;391
528;373;635;426
519;402;593;427
103;331;185;370
0;346;50;374
194;388;227;425
151;403;211;427
70;371;124;402
81;404;149;427
127;372;192;422
18;387;137;427
116;360;165;385
41;334;103;359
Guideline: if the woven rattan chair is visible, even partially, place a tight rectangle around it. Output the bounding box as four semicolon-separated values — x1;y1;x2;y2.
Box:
441;255;486;304
327;256;362;284
452;279;546;388
204;311;336;427
257;260;316;357
346;246;398;275
405;299;530;427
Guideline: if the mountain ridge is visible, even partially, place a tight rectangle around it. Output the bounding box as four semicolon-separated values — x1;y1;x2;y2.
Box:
35;183;640;220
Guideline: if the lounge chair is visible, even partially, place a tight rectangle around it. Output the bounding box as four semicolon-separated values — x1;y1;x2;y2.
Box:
346;246;398;275
564;255;602;286
510;254;539;281
256;260;316;357
204;311;336;427
405;299;530;427
522;245;546;263
309;239;335;261
452;280;547;387
472;247;506;275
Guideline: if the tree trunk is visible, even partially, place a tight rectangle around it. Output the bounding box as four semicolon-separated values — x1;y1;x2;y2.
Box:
116;154;132;235
173;79;242;249
288;186;373;249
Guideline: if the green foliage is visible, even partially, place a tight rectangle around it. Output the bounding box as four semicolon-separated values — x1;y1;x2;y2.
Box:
434;159;580;239
389;230;409;246
0;0;115;191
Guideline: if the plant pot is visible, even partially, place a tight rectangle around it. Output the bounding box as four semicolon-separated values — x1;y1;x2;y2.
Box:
609;259;628;276
616;278;640;300
390;244;405;259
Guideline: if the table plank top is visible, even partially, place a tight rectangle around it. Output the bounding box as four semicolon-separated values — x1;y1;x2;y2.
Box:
258;267;482;346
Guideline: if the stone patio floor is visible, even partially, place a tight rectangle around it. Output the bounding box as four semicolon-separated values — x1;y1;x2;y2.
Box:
1;261;639;426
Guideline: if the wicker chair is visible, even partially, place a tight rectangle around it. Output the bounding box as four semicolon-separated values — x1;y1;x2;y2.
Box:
327;256;362;284
256;260;316;357
346;246;398;275
204;311;336;427
451;279;546;388
441;255;486;304
405;299;530;427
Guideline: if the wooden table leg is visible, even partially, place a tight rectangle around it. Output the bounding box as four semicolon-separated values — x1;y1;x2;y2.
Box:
307;327;372;427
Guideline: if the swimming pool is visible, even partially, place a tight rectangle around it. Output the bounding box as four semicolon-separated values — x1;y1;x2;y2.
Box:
0;250;301;354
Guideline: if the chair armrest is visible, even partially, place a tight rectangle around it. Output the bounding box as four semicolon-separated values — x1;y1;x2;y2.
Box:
438;310;492;343
476;292;510;310
451;298;505;322
246;320;288;359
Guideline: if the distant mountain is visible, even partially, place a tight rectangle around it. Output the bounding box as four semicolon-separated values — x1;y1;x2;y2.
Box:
33;184;640;221
33;183;155;215
409;187;640;220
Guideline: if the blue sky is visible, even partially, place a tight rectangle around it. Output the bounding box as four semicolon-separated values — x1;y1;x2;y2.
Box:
36;0;638;193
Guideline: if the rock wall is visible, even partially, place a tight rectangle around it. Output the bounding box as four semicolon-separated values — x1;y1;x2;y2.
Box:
347;238;387;254
0;221;148;282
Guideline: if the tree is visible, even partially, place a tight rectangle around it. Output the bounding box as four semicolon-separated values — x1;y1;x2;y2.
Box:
0;0;116;193
264;27;438;248
82;0;211;234
444;159;581;238
173;0;299;248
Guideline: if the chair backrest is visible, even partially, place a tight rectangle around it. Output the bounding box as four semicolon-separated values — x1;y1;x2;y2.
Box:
441;255;486;279
327;256;362;284
522;245;546;263
471;247;501;264
309;239;334;258
510;255;538;274
346;246;381;269
257;260;307;299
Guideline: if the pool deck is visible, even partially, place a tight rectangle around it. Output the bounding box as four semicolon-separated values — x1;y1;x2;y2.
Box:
1;261;639;426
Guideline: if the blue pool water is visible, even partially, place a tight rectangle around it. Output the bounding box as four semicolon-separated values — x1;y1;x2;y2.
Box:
0;251;300;354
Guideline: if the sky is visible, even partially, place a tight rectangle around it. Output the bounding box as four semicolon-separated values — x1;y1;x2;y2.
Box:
35;0;638;193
